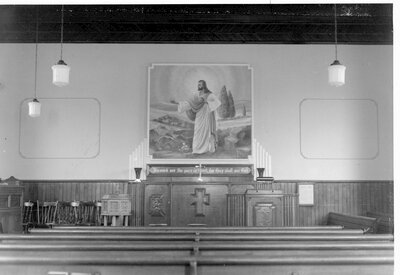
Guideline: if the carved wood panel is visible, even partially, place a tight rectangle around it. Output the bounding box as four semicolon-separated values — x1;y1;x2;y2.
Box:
245;190;282;227
191;188;210;217
253;203;276;227
144;184;170;226
171;184;228;226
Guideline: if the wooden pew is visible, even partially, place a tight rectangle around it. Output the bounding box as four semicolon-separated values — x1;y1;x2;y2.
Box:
0;227;393;275
29;227;363;235
0;250;394;275
0;234;393;249
1;232;393;265
0;241;394;252
0;248;393;259
327;212;378;233
52;225;345;230
366;211;394;234
0;232;394;243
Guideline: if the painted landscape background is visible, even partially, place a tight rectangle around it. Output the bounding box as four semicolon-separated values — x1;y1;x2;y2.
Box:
148;65;252;159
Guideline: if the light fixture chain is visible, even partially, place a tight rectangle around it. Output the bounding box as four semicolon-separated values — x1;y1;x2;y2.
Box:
60;5;64;60
334;4;338;61
34;7;39;99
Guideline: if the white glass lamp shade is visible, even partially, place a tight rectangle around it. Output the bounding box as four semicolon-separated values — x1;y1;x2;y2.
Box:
52;60;70;87
28;98;41;117
328;60;346;87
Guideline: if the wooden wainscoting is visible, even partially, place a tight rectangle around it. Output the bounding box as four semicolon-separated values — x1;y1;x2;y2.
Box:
295;181;394;226
21;179;393;227
22;180;129;202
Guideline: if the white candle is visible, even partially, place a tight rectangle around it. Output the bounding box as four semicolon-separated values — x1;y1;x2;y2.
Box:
264;151;267;175
134;155;138;178
256;142;259;168
140;144;144;178
264;150;267;171
142;141;145;165
129;155;132;179
141;139;146;180
268;154;272;177
260;147;265;169
138;146;141;170
253;139;256;166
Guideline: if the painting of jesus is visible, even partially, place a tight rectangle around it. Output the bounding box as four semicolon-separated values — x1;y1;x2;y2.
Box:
148;64;253;160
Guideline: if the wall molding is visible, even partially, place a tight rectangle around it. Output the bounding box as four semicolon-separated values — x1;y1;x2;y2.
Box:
18;97;101;159
299;98;379;160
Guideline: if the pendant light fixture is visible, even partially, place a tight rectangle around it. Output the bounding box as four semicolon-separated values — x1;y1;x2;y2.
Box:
328;4;346;87
28;8;41;118
52;5;70;87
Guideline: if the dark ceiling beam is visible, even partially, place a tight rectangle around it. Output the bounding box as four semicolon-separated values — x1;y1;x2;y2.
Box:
0;4;392;45
11;14;391;25
2;4;392;24
0;33;391;45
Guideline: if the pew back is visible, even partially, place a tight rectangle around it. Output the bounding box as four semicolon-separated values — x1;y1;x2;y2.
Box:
29;228;362;235
327;212;378;233
0;226;394;275
1;233;394;242
0;253;394;275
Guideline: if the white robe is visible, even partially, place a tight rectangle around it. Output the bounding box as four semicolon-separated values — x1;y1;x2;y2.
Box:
178;92;221;154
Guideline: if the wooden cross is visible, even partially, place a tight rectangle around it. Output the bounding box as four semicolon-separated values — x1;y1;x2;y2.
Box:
191;188;210;216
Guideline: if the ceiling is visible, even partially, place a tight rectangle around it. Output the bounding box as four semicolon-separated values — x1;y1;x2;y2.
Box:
0;4;393;45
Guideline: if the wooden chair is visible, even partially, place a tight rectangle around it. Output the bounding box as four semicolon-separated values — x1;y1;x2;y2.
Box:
37;201;58;228
44;201;58;227
95;201;102;226
80;201;96;226
70;201;81;225
56;201;73;225
56;201;97;226
22;201;36;233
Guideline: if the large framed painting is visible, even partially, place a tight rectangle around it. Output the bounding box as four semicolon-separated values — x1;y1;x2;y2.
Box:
148;64;253;163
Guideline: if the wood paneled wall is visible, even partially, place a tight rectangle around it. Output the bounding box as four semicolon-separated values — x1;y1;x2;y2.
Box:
21;180;393;226
295;181;394;226
227;194;245;226
22;180;129;202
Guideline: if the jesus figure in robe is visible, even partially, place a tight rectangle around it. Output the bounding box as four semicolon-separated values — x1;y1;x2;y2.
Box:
177;80;221;155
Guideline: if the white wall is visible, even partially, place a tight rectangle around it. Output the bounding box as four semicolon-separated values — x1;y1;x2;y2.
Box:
0;43;393;180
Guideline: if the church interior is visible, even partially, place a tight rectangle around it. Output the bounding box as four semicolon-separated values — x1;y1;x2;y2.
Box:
0;3;396;275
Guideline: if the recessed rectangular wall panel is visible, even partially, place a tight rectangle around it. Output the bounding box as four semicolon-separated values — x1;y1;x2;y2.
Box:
19;98;101;159
300;99;379;159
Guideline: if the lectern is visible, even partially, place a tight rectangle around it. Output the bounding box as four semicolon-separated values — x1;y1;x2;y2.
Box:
101;194;131;226
245;189;298;227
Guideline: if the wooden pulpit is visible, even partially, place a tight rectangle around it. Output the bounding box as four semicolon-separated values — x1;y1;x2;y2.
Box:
245;189;298;227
